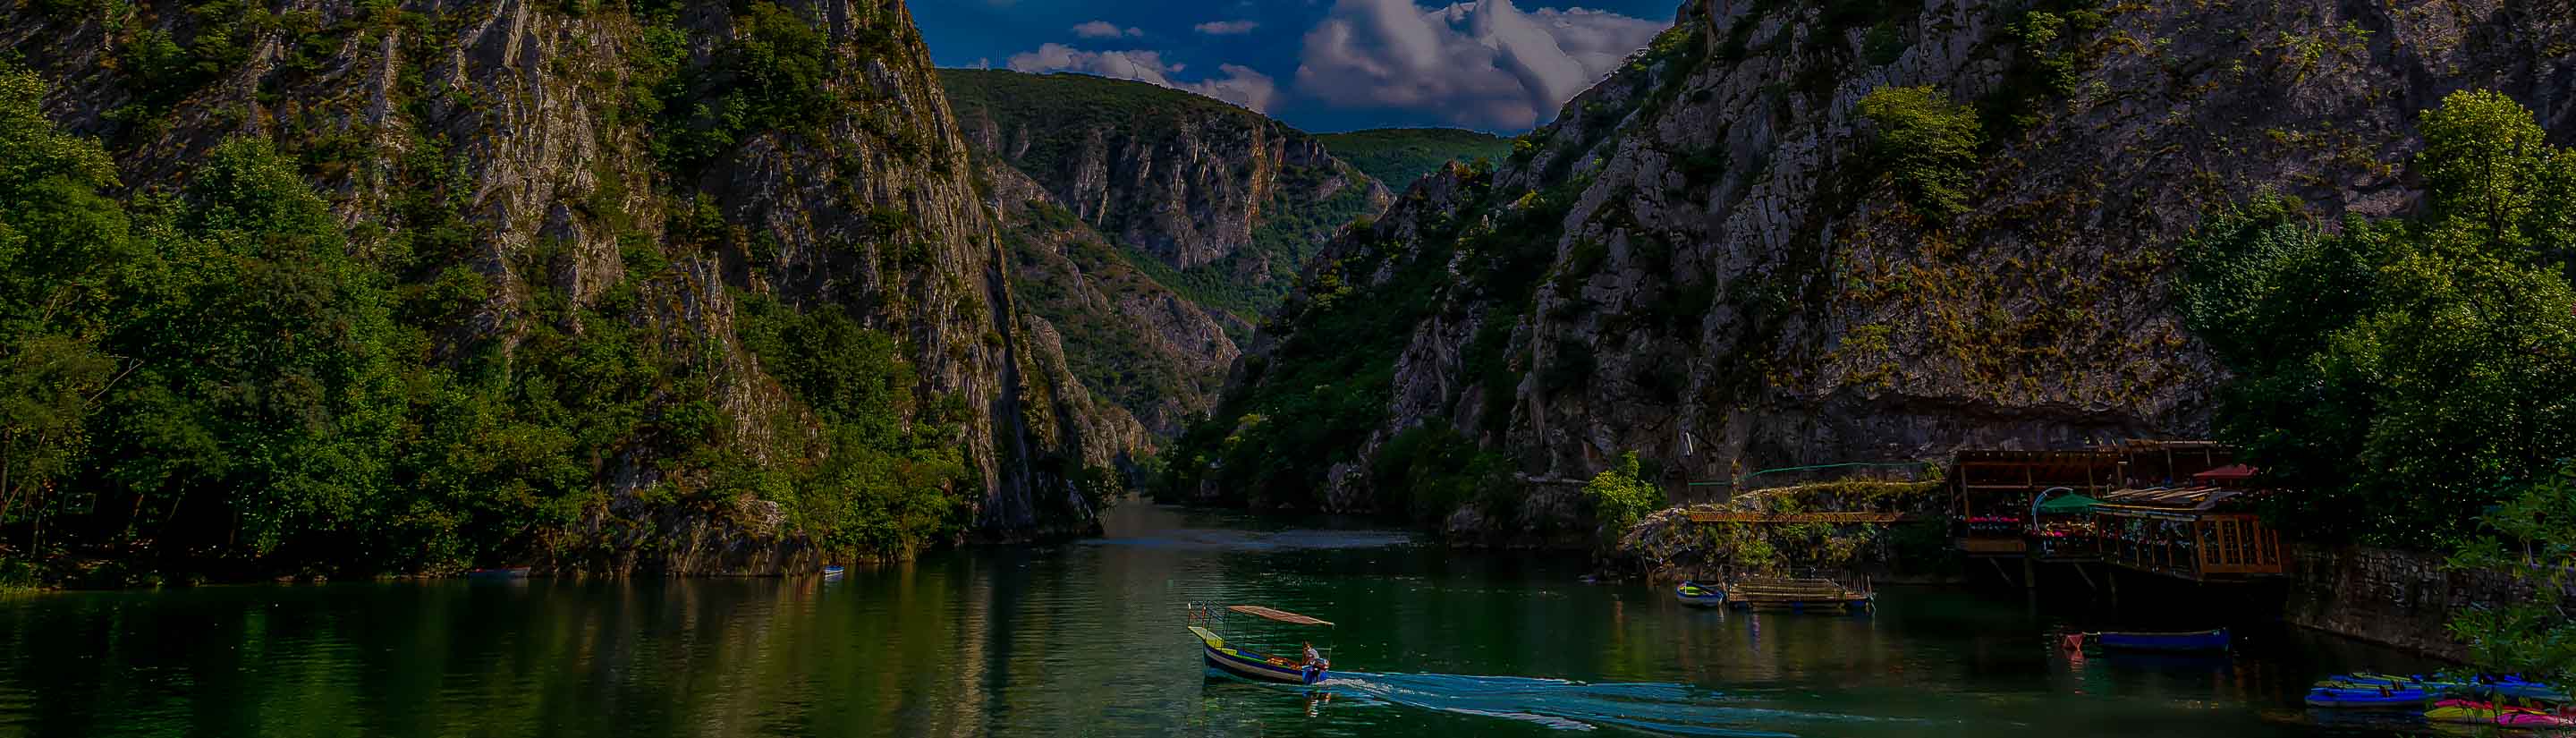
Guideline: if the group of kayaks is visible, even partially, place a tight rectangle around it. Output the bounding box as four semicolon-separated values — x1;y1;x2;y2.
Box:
2308;673;2572;729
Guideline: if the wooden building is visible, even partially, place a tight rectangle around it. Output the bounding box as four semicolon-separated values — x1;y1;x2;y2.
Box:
2091;466;2286;581
1949;449;2119;556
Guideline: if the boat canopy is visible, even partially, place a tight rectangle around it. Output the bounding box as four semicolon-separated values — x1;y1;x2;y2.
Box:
1227;605;1334;626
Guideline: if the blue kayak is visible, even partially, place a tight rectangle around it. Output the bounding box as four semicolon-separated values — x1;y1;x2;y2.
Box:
2307;686;2429;708
2324;674;2563;702
2096;628;2229;653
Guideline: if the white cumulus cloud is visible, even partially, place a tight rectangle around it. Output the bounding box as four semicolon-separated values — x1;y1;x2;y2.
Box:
1071;21;1145;39
1294;0;1670;131
1194;20;1261;35
1006;44;1281;114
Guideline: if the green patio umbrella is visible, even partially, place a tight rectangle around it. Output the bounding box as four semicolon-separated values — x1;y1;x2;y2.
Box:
2037;494;2101;513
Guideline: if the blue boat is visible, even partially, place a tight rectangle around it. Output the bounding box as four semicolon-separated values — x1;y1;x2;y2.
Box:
1674;581;1726;607
466;566;531;580
1192;626;1329;685
2307;686;2430;708
2094;628;2229;652
822;565;846;580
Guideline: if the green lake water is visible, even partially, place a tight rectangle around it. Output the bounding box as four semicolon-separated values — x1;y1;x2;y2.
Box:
0;503;2447;737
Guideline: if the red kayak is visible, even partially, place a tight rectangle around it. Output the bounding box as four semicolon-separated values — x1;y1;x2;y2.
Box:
2426;700;2576;728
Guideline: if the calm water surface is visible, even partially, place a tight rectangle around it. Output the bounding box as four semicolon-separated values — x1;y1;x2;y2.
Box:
0;504;2446;737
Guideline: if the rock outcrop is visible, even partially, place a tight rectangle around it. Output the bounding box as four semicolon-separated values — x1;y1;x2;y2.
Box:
1182;0;2576;522
4;0;1143;571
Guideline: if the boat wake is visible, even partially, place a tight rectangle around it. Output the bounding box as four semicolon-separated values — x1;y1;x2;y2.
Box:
1292;672;1902;736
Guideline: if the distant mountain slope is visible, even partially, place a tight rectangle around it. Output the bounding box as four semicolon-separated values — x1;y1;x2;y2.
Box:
941;69;1391;324
1318;129;1516;190
983;156;1241;437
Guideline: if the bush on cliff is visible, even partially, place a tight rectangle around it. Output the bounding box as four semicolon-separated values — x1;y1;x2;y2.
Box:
1584;452;1664;544
1857;85;1982;218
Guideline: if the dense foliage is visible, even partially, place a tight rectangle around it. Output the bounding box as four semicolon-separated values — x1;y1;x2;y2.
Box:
2182;90;2576;547
2445;464;2576;684
1316;129;1514;191
1582;453;1665;543
0;30;974;581
2186;90;2576;677
2194;89;2576;547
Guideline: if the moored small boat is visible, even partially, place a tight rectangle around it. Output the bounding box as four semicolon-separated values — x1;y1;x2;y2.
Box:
1674;581;1726;607
822;565;846;580
1192;626;1329;685
2093;628;2229;653
466;566;532;580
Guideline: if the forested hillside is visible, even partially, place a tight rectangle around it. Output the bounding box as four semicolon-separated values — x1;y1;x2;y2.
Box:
1317;128;1515;191
0;0;1138;581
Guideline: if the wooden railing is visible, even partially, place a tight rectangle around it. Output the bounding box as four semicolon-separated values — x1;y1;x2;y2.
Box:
1687;511;1913;523
2195;514;2284;574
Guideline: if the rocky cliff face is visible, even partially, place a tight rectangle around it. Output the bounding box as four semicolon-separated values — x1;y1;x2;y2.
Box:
4;0;1140;570
944;69;1393;324
1182;0;2576;518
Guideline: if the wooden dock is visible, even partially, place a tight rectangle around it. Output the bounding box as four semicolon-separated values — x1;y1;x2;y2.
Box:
1721;577;1874;611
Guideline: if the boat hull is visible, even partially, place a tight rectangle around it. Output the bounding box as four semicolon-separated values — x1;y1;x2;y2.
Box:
1674;583;1726;607
2097;628;2229;652
1191;627;1326;685
1202;643;1327;685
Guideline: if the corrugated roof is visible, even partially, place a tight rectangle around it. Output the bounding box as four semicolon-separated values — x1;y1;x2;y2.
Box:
2097;486;2242;510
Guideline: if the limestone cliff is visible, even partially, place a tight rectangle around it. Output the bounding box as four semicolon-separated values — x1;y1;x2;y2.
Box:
4;0;1142;571
1177;0;2576;522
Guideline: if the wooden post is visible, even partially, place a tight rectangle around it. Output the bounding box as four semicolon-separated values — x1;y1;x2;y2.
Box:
2022;556;2038;590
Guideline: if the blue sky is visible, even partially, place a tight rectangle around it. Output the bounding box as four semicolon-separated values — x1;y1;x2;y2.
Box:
914;0;1683;134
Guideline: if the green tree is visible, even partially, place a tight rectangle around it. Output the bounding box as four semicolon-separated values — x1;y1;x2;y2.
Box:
2416;89;2563;255
101;137;405;558
1857;85;1983;218
0;67;136;547
1584;452;1665;545
2184;90;2576;545
2446;464;2576;684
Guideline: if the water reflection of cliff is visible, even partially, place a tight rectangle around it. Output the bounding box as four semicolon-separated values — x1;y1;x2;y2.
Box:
0;505;2453;737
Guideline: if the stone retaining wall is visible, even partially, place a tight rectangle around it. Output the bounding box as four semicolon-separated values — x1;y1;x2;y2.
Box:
2285;545;2576;661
